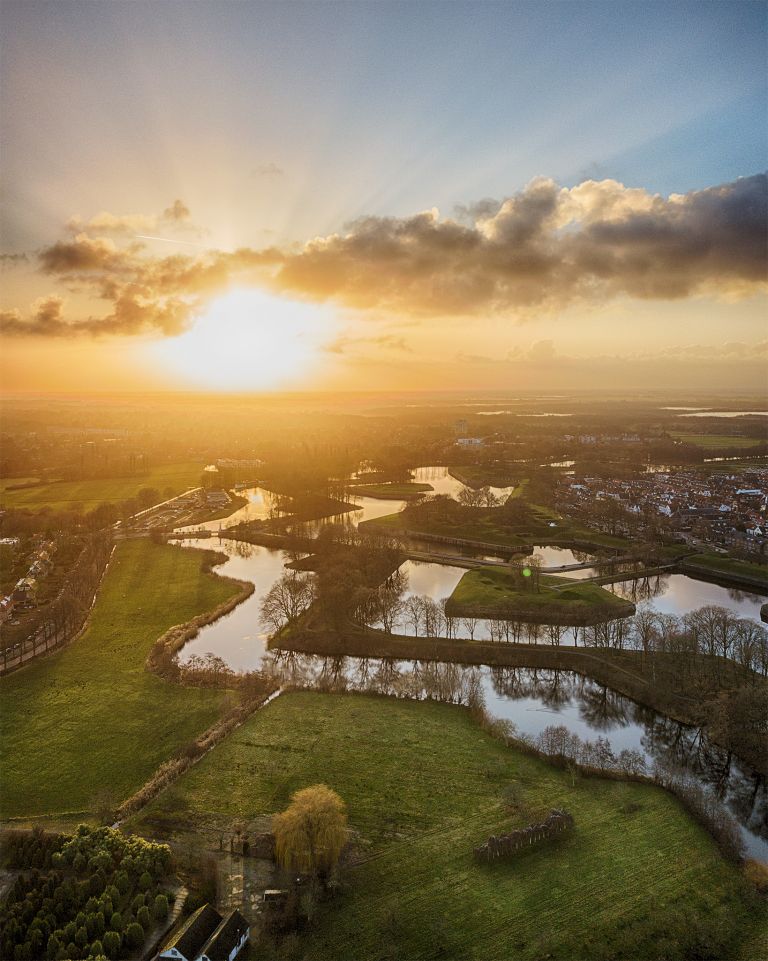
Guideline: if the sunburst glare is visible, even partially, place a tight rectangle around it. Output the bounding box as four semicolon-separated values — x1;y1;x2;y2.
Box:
148;288;336;389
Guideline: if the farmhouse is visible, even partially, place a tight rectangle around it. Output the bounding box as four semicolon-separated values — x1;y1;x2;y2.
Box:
158;904;250;961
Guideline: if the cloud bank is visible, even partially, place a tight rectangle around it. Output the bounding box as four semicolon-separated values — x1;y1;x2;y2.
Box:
0;173;765;338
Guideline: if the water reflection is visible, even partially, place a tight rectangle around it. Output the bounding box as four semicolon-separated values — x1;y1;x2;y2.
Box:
607;573;765;623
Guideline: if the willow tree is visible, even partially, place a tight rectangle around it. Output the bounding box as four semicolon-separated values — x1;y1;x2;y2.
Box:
273;785;347;878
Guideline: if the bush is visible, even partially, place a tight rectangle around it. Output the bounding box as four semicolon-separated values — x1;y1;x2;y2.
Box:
137;905;151;930
102;930;120;959
109;911;123;932
153;894;169;920
125;921;145;950
89;940;104;959
138;870;153;892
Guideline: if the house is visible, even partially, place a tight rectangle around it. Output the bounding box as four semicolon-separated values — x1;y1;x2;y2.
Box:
158;904;249;961
455;437;484;448
198;909;249;961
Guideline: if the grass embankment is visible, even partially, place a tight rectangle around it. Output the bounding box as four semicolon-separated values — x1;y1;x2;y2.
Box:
0;539;241;820
447;466;519;489
364;504;629;552
669;432;764;449
0;462;203;512
449;567;634;625
681;553;768;591
130;692;763;961
347;483;434;499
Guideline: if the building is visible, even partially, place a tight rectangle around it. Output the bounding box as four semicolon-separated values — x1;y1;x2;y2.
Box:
158;904;249;961
456;437;484;448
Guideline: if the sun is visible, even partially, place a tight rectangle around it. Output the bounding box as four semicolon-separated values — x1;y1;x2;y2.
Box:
148;288;336;389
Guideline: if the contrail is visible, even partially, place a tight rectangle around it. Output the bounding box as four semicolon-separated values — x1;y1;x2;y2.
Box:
135;234;207;248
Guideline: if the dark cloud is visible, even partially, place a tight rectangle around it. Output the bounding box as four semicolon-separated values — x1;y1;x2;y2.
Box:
270;173;767;313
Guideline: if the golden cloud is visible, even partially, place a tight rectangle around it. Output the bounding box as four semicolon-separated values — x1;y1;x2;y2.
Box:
0;174;765;338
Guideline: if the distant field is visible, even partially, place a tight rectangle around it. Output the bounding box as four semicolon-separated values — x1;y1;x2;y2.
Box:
670;432;764;449
0;539;238;818
0;461;203;512
131;691;762;961
447;466;519;488
347;482;433;499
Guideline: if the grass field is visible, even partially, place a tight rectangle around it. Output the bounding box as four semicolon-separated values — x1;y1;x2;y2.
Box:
0;462;203;512
130;691;763;960
0;539;240;819
670;432;764;449
684;553;768;587
447;466;519;489
347;482;434;499
449;567;633;622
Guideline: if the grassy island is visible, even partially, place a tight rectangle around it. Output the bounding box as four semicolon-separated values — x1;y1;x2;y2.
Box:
129;691;763;961
681;553;768;591
448;567;635;625
362;505;630;552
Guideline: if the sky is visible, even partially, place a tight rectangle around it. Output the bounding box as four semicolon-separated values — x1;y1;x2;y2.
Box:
1;0;766;392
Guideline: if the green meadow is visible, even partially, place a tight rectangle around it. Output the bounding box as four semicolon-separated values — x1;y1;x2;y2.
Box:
130;691;764;961
0;539;238;818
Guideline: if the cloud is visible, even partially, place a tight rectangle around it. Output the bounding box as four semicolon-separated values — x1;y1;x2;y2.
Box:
252;162;284;177
325;333;412;355
269;173;767;313
0;253;28;269
458;338;768;368
0;173;765;338
65;199;201;237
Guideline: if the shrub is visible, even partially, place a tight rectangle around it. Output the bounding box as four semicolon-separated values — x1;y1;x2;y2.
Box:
137;905;151;930
102;930;120;959
89;940;104;959
138;870;153;892
75;925;88;947
109;911;123;932
153;894;169;920
125;922;145;950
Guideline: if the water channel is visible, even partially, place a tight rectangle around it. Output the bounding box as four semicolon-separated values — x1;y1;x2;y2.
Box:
171;476;768;860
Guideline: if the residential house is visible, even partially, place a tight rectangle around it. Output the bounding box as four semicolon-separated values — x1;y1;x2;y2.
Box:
158;904;249;961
